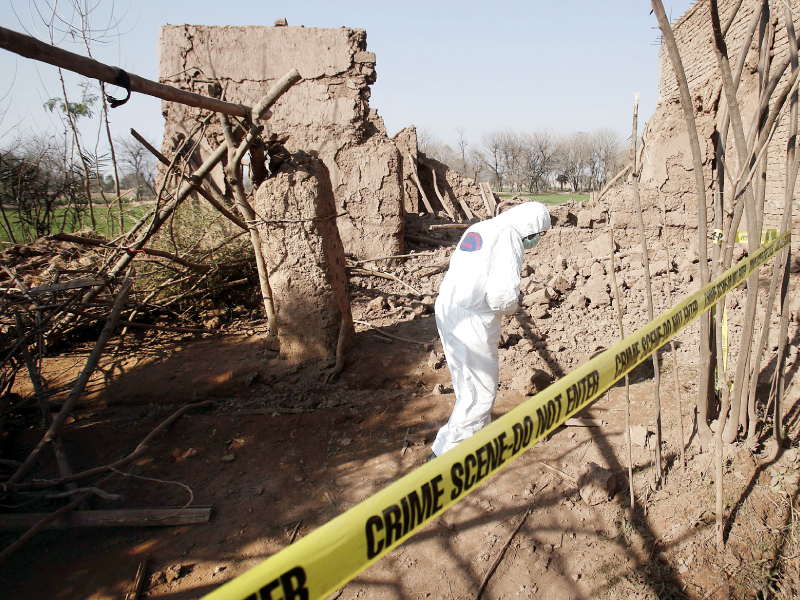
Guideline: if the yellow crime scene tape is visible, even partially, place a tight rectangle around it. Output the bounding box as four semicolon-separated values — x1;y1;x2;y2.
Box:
712;228;780;245
203;231;791;600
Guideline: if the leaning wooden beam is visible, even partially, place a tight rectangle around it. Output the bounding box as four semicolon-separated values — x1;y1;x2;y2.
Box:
0;507;212;530
0;26;249;118
405;152;435;214
478;182;494;217
595;162;632;203
480;182;497;215
422;160;457;220
219;112;280;341
7;272;133;484
130;128;247;230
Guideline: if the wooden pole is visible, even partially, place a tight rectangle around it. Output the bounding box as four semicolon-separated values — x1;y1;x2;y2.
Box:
658;194;686;472
709;0;762;444
630;92;663;485
0;508;211;530
0;26;250;119
773;3;800;453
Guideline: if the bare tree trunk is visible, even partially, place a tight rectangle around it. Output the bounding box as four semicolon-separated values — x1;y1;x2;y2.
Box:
651;0;714;448
709;0;764;444
772;3;800;452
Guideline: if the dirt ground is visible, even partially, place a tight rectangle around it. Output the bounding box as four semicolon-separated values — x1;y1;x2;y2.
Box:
2;217;800;600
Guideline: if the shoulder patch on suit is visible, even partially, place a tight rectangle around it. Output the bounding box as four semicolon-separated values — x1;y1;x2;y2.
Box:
459;231;483;252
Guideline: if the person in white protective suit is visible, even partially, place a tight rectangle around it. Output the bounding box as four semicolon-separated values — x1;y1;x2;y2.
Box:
429;202;552;460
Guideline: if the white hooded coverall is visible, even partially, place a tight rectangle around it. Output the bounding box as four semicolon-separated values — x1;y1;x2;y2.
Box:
431;202;552;457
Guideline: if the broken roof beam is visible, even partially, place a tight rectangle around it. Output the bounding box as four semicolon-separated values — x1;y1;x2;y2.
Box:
0;25;250;119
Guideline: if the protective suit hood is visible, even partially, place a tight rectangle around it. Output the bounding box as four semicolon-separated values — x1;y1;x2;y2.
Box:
493;201;551;239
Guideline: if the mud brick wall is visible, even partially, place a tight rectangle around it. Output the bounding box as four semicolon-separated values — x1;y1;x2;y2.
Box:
158;24;403;260
642;0;800;229
608;0;800;240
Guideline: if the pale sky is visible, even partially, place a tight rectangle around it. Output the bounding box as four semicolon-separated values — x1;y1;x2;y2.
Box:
0;0;696;155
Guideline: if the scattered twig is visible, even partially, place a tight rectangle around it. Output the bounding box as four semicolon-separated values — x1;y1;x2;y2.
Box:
353;320;428;346
474;483;547;600
126;557;149;600
350;251;437;265
538;462;577;484
349;267;422;296
289;520;302;544
428;224;470;231
8;271;134;484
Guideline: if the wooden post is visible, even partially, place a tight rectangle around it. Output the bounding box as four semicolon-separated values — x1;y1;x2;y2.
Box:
630;92;663;485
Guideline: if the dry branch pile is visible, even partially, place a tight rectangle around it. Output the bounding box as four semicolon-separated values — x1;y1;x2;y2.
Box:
0;27;303;559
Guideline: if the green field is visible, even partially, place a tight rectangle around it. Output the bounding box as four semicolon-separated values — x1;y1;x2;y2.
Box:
0;204;152;245
495;192;589;205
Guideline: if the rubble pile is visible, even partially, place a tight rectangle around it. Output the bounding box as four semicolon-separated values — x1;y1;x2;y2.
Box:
347;202;799;393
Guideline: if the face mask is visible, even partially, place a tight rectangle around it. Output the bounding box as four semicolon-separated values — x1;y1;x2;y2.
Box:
523;234;540;249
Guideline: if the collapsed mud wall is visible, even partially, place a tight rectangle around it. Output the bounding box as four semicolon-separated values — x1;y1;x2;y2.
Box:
606;0;800;238
158;23;403;260
393;126;496;220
